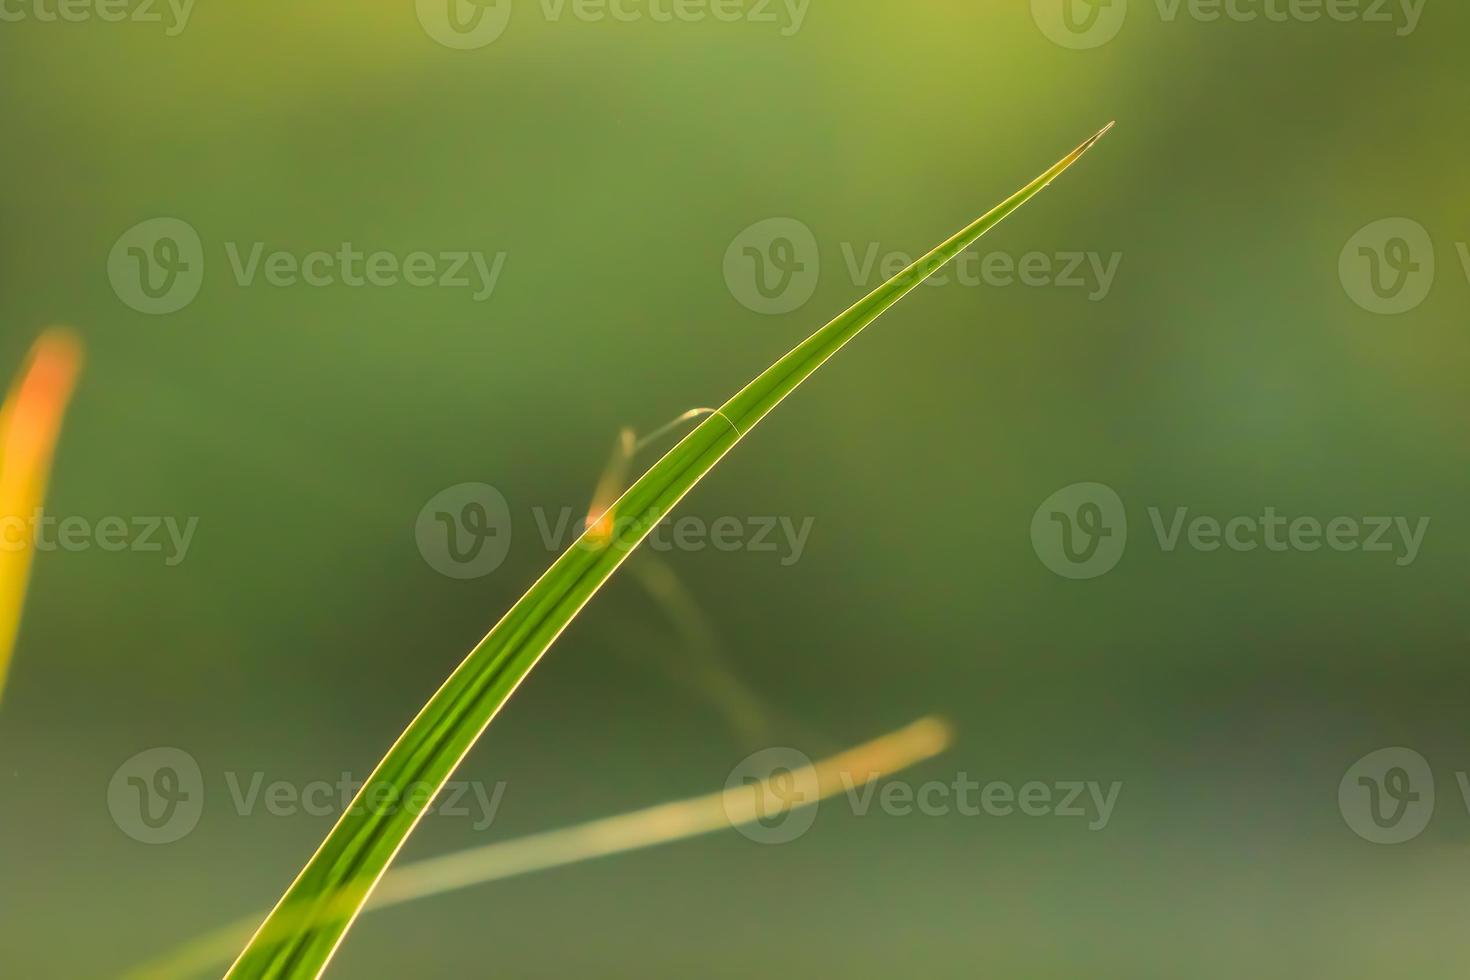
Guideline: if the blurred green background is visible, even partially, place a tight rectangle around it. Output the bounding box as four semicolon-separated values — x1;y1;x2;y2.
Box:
3;0;1469;976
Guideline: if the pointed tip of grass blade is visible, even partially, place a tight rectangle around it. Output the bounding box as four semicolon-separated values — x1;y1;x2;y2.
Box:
1053;120;1116;178
717;122;1117;437
1076;120;1116;154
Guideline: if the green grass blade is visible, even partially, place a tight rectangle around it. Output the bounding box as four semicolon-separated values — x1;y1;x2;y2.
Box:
225;122;1113;979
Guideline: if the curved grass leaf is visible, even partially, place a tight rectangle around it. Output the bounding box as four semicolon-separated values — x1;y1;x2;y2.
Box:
226;123;1113;979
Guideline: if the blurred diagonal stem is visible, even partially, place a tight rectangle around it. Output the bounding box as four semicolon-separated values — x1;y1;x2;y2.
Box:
590;410;787;748
127;716;951;980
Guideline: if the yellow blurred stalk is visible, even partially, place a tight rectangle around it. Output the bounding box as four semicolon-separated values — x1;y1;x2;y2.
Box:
0;329;83;704
125;715;953;980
